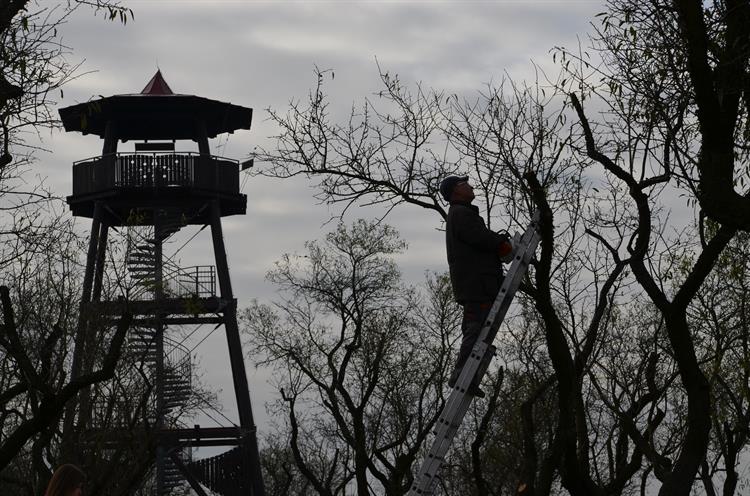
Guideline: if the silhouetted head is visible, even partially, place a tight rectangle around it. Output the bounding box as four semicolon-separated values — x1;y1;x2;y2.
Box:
439;175;474;203
44;464;85;496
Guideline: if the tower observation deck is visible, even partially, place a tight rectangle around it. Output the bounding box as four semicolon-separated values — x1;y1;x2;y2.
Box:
59;71;265;496
60;70;251;222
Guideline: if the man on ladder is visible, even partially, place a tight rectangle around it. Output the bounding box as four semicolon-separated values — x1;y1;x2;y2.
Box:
407;177;539;495
440;175;514;398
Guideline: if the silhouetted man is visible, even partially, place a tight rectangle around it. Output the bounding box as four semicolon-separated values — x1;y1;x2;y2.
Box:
440;175;513;397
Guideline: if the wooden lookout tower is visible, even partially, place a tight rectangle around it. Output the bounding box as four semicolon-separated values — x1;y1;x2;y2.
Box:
58;71;265;495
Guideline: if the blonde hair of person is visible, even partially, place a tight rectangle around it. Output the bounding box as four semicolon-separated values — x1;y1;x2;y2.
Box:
44;464;85;496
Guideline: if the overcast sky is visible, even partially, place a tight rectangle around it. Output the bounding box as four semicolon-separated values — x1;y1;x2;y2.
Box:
38;0;605;447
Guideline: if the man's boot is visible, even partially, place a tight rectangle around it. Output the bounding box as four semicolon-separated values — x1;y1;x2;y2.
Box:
468;383;485;398
448;372;485;398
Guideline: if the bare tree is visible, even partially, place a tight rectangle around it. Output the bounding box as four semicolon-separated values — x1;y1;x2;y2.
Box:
256;68;454;220
551;0;750;492
0;274;132;481
242;221;450;495
243;221;485;495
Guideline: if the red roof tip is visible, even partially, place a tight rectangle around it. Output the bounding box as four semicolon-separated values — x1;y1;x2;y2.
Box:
140;70;174;95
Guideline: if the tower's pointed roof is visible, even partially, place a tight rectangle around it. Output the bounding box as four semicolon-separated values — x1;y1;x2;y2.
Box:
140;70;173;95
59;70;252;139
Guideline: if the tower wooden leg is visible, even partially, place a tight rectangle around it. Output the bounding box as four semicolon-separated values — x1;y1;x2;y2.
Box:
62;202;104;458
75;220;111;444
92;221;109;302
209;200;266;496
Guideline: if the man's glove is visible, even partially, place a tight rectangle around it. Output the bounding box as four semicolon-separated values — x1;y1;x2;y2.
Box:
498;232;515;263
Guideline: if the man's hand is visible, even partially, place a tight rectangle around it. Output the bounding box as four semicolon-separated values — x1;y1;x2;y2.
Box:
498;233;514;263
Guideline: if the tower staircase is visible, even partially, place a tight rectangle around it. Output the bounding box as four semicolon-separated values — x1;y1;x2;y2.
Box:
126;327;195;494
126;331;193;420
126;212;185;299
124;215;201;495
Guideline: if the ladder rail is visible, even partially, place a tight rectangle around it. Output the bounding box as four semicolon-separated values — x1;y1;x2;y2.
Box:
408;213;541;495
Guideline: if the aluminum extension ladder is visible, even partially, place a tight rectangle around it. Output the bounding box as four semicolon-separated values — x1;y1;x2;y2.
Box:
407;211;541;496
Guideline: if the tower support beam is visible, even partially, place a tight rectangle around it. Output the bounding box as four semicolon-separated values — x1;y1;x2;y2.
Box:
92;222;110;302
77;219;111;441
62;201;104;457
209;199;265;496
209;200;253;427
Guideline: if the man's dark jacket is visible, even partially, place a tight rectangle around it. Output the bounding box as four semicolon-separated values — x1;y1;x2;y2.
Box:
446;202;506;304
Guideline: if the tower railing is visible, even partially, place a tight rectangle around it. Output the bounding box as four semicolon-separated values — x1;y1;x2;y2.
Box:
115;153;194;187
164;265;217;298
72;152;240;196
127;264;217;301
